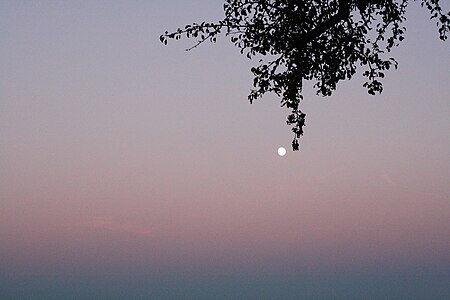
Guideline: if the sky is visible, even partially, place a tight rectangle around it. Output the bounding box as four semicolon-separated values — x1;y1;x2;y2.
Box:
1;1;449;299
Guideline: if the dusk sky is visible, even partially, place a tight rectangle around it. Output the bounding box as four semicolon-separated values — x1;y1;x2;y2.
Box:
1;1;449;299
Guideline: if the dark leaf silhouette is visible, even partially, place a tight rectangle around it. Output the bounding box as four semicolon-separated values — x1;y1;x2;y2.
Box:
161;0;449;150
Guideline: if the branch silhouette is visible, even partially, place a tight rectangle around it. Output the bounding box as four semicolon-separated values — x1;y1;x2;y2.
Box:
161;0;449;150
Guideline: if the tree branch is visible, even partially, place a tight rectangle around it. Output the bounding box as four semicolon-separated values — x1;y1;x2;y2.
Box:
293;0;351;50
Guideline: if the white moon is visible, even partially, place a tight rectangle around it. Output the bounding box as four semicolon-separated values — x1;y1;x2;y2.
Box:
277;147;286;157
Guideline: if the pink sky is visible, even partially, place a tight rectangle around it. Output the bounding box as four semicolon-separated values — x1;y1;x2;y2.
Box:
1;1;449;298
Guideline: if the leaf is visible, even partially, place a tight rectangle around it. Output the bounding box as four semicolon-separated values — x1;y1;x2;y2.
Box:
160;0;450;150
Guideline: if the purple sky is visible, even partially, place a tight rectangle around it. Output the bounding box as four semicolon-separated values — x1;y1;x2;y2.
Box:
1;1;449;299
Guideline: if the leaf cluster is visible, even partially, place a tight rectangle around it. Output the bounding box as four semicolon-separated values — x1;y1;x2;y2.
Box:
161;0;449;150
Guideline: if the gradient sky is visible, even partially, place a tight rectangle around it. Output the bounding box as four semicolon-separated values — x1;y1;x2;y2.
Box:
1;1;449;299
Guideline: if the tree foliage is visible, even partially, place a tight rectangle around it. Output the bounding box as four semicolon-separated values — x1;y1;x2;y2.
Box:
161;0;449;150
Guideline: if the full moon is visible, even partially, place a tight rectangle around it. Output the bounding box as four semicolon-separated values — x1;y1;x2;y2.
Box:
277;147;286;157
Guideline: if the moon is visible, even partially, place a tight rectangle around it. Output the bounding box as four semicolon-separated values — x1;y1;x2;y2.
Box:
277;147;286;157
